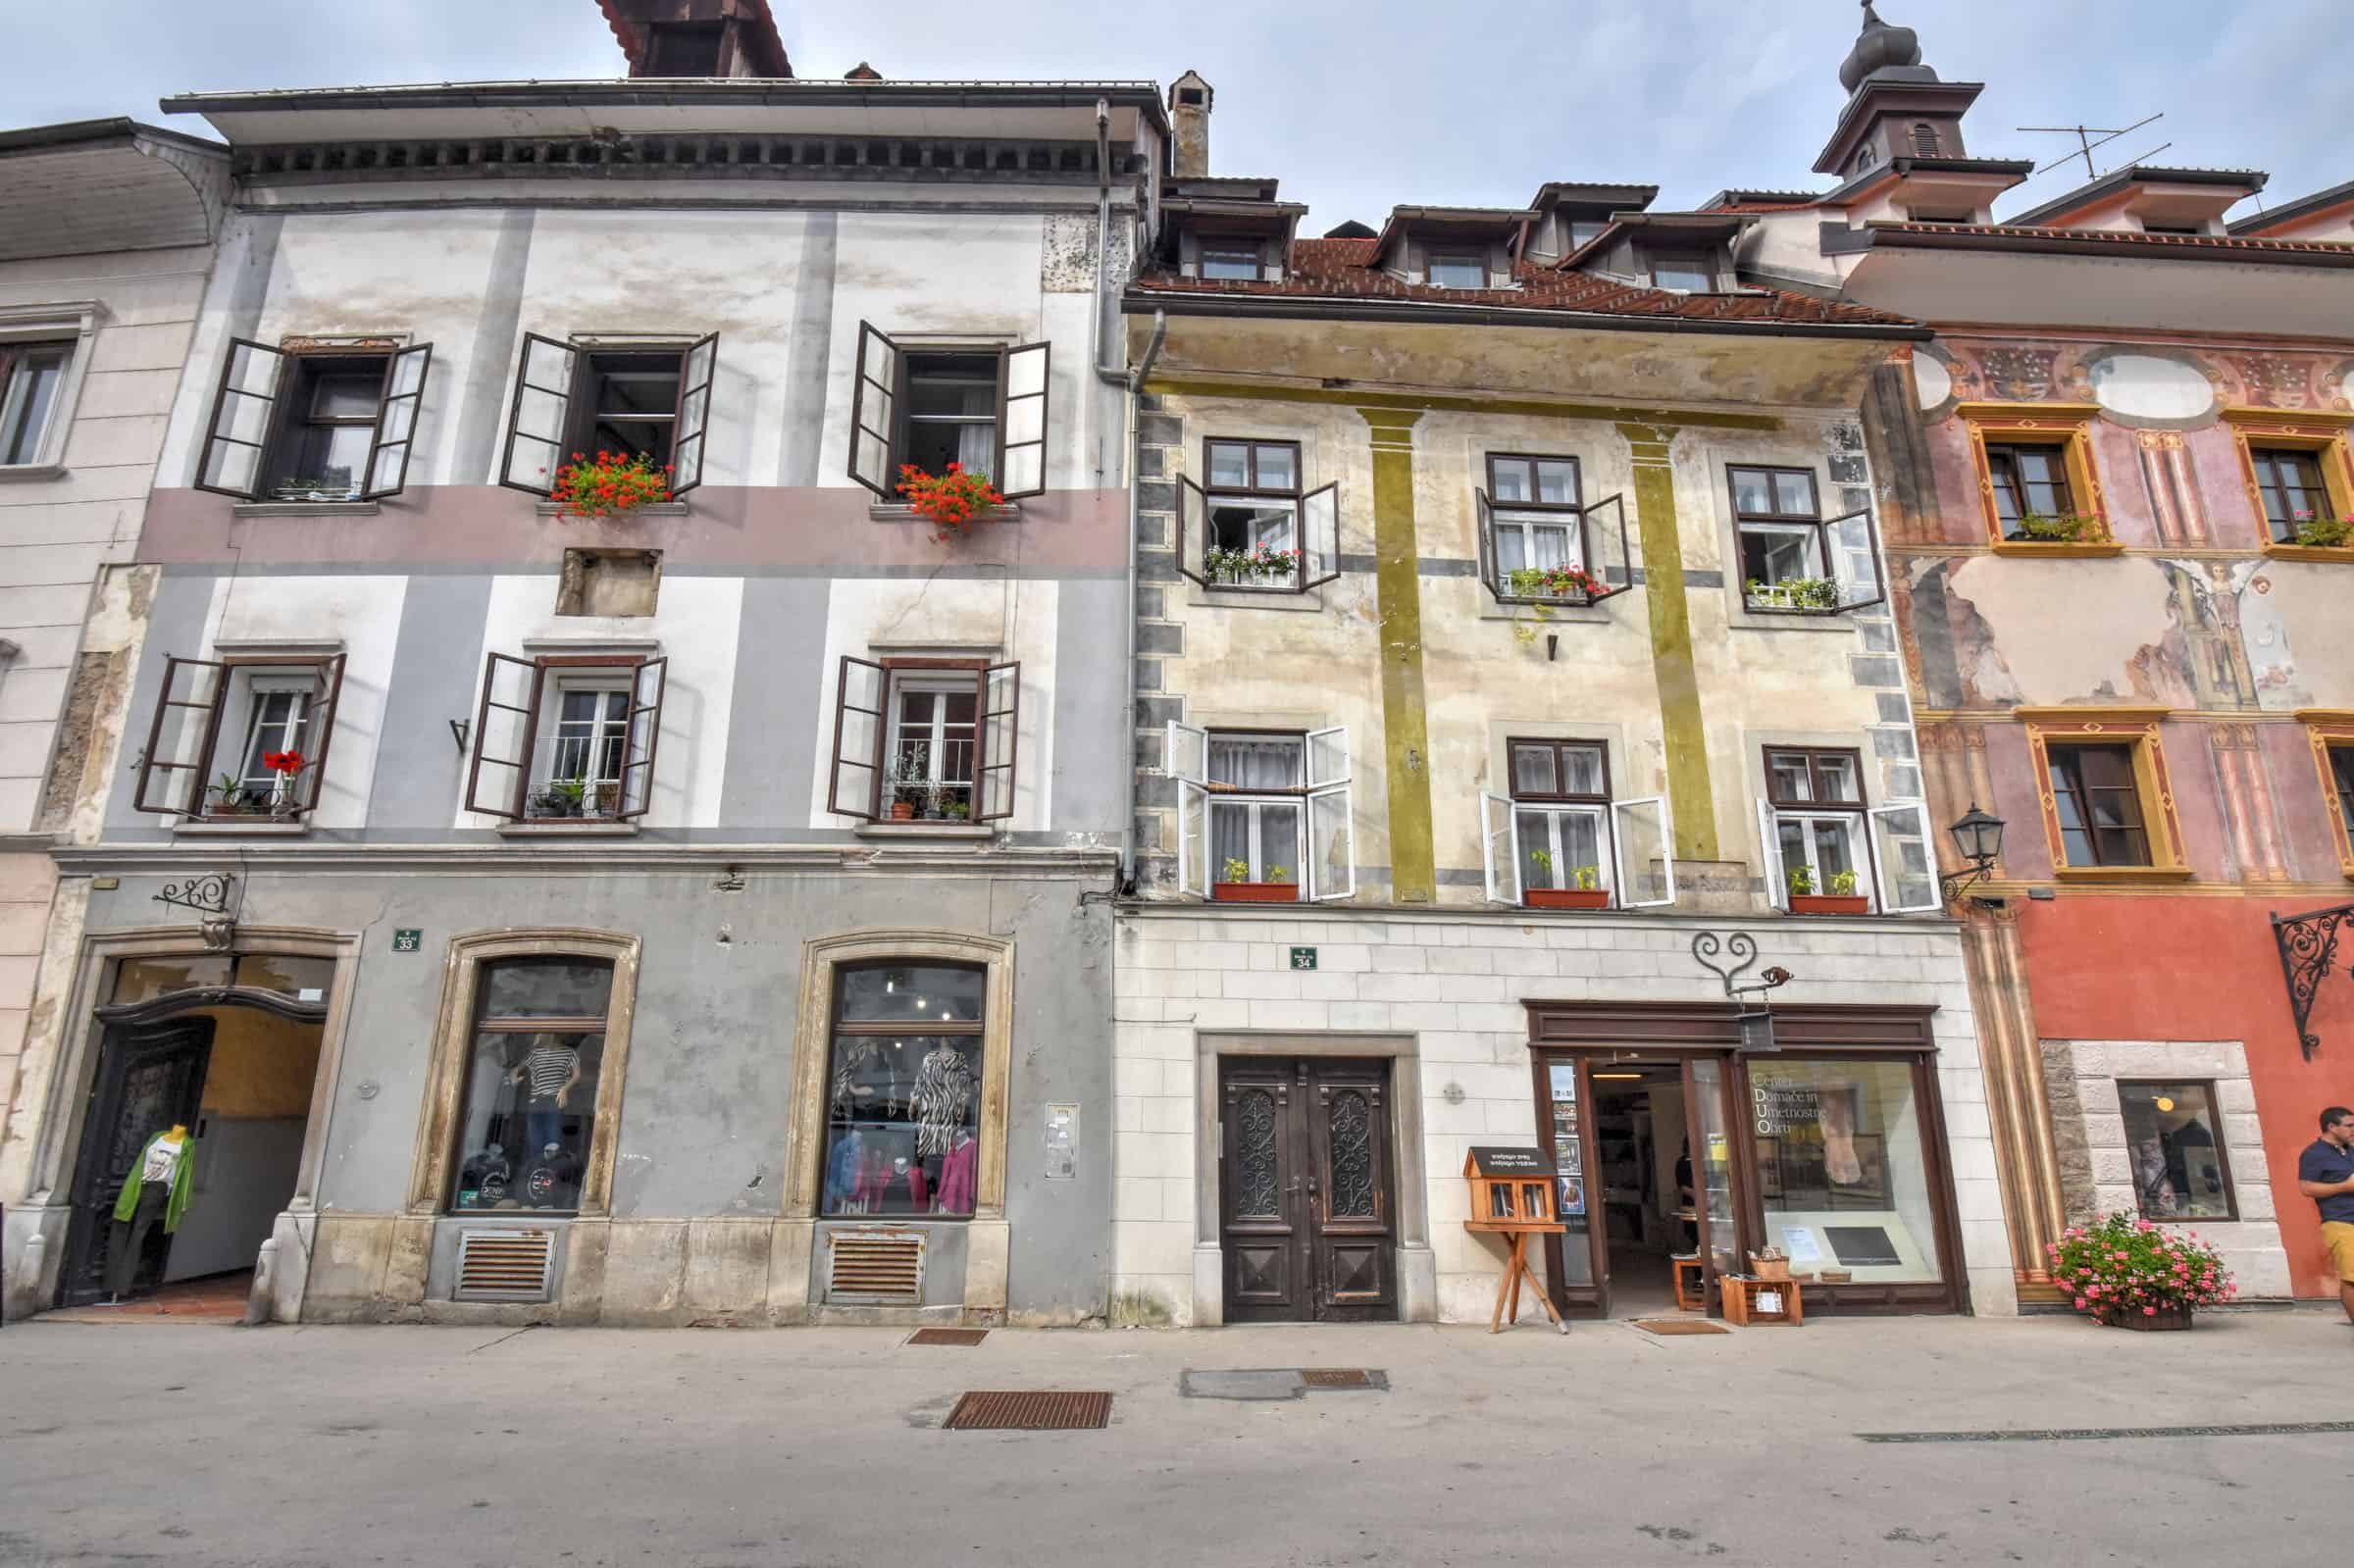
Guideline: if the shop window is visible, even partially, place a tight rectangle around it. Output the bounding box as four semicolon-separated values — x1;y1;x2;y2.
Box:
2117;1081;2235;1222
845;323;1048;499
466;652;668;823
821;962;986;1218
130;654;347;822
1479;738;1675;910
1757;746;1938;912
2019;708;2189;881
195;340;434;502
826;657;1019;823
1728;465;1885;615
497;331;716;497
0;337;75;466
1747;1057;1944;1285
448;957;615;1215
1176;437;1340;594
1958;403;2115;554
1167;722;1354;901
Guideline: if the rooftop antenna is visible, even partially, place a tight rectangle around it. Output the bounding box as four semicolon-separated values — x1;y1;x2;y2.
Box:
2015;113;2166;183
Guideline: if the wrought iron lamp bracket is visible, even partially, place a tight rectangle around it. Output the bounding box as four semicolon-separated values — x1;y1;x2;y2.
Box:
2274;900;2354;1061
1690;931;1793;1000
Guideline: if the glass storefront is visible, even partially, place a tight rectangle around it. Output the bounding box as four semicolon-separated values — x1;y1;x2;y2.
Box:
823;962;983;1218
1747;1057;1943;1286
1544;1061;1592;1285
449;958;614;1214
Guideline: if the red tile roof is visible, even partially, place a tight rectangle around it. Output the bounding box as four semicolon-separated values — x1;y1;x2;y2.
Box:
1132;238;1911;328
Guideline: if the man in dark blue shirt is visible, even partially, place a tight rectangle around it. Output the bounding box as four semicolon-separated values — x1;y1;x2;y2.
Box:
2296;1106;2354;1324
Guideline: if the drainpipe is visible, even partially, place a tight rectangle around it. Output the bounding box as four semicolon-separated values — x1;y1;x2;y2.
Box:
1116;308;1167;892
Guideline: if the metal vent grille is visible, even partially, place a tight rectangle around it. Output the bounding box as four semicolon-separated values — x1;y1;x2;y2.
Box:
942;1391;1112;1432
454;1229;556;1302
825;1230;924;1304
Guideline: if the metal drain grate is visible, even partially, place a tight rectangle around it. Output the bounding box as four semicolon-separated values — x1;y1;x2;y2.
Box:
1632;1318;1730;1336
906;1328;990;1347
1300;1368;1373;1388
942;1391;1111;1431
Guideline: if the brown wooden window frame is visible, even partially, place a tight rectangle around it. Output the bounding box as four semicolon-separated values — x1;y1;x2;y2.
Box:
1727;463;1888;615
496;331;716;500
1983;440;2077;535
131;652;349;821
1474;451;1634;608
1763;746;1867;812
2044;741;2152;869
822;959;989;1221
826;655;1020;825
1507;738;1612;806
464;652;669;823
844;322;1049;502
195;339;435;503
2114;1079;2238;1223
2249;446;2336;543
1177;435;1341;595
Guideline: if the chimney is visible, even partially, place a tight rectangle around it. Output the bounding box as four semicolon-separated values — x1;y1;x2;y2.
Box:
1168;70;1212;178
601;0;793;79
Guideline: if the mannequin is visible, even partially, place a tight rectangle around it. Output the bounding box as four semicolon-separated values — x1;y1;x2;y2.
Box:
823;1127;865;1213
521;1141;580;1209
508;1035;584;1160
102;1122;195;1304
858;1150;927;1211
910;1043;975;1159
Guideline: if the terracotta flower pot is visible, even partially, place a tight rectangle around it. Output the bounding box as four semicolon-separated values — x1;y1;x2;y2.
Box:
891;801;915;821
1789;894;1870;916
1213;882;1297;903
1525;888;1610;910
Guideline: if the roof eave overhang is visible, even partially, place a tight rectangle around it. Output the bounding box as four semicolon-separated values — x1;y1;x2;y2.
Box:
1121;286;1928;342
1846;225;2354;269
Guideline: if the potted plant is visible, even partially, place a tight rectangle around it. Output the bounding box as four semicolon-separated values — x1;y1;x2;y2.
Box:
2048;1211;2235;1331
1204;542;1301;586
2014;510;2102;544
1525;851;1610;910
206;772;273;817
1508;563;1606;602
896;463;1005;543
270;474;357;503
2292;511;2354;549
529;777;588;819
260;749;309;820
1787;865;1869;916
1745;576;1840;612
1213;857;1296;903
549;449;673;522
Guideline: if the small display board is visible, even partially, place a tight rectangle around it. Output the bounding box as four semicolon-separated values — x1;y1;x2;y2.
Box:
1465;1146;1548;1176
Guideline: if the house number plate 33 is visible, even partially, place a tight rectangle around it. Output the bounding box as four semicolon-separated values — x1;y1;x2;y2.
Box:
1290;947;1317;971
392;929;423;953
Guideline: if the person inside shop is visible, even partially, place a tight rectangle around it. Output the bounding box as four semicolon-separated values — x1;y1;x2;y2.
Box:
103;1122;196;1305
2296;1105;2354;1325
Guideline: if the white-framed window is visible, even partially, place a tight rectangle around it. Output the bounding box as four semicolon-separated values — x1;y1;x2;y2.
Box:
1200;242;1261;281
1756;746;1939;912
827;657;1018;824
0;339;74;467
466;653;669;824
131;654;347;821
1428;253;1486;289
1169;723;1354;901
1481;737;1675;909
234;677;314;799
886;672;981;818
538;680;634;806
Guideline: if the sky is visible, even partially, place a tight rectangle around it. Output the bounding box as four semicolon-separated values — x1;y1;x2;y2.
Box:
8;0;2350;229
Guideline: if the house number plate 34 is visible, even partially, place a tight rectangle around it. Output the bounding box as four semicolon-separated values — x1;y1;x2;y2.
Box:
1289;947;1317;971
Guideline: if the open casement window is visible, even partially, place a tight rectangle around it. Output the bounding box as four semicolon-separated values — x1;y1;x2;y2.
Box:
1759;799;1871;909
1169;719;1210;897
1179;439;1341;596
668;332;718;496
826;656;1020;824
132;654;346;820
844;322;1051;502
1476;489;1632;606
361;344;434;500
1729;466;1885;615
1303;726;1353;902
1480;792;1522;905
465;652;668;822
196;340;436;503
497;332;717;497
194;340;287;500
1498;738;1617;906
1869;800;1942;913
498;333;577;495
1610;796;1675;908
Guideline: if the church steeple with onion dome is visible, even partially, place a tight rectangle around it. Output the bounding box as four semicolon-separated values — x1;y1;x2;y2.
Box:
1814;1;1984;177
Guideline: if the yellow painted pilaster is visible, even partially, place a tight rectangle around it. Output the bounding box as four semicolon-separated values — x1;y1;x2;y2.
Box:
1361;408;1436;904
1617;422;1719;862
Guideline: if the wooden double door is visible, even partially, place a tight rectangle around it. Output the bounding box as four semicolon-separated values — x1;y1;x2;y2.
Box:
1218;1057;1398;1322
59;1018;215;1307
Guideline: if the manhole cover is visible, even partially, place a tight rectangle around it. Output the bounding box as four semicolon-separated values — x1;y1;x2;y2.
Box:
1300;1368;1373;1388
1632;1318;1729;1336
941;1391;1111;1431
906;1328;989;1347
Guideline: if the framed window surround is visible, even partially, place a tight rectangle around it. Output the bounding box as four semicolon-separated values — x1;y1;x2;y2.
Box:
1472;452;1633;609
827;656;1020;825
0;300;99;480
466;650;668;825
1725;464;1886;617
1177;436;1342;596
2221;407;2354;561
1955;403;2121;557
198;335;434;503
130;650;347;824
1754;745;1939;914
847;324;1049;501
1479;737;1676;911
2017;707;2191;882
2296;709;2354;880
498;331;715;499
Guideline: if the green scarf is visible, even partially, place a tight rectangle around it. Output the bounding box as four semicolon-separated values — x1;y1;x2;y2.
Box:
112;1132;195;1234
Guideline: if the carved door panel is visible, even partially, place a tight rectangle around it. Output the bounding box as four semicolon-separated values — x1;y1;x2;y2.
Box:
59;1018;215;1306
1218;1058;1397;1323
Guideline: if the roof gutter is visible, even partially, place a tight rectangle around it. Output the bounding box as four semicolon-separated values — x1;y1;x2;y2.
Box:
1843;226;2354;270
1120;288;1929;342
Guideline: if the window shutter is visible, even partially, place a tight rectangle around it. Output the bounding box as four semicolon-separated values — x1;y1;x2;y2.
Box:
1480;791;1521;905
827;655;888;819
666;332;718;496
498;333;576;496
996;340;1049;499
464;652;544;819
1824;504;1887;612
1176;779;1209;897
847;322;899;498
1611;795;1677;908
1299;481;1341;590
1305;726;1350;787
1870;800;1942;913
360;342;434;500
1176;476;1210;585
132;655;229;816
1164;720;1206;783
193;339;291;501
615;657;669;820
1757;798;1788;911
1474;487;1504;602
976;661;1021;822
1307;783;1356;902
291;653;347;817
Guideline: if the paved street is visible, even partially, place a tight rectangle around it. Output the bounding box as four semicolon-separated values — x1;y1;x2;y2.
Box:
0;1308;2340;1566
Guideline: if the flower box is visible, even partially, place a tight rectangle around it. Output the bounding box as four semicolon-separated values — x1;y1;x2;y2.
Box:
1213;882;1297;903
2103;1303;2193;1332
1526;888;1610;910
1789;894;1869;916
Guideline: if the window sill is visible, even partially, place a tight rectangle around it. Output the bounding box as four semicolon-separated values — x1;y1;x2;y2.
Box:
534;501;690;518
1728;605;1858;633
1183;579;1327;614
2050;865;2195;884
868;503;1022;524
233;500;381;518
1989;537;2126;559
853;822;995;841
496;821;641;837
172;819;310;836
2260;542;2354;564
1474;595;1612;627
0;461;67;483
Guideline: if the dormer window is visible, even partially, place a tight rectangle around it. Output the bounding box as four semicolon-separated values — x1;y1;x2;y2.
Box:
1647;254;1714;293
1428;253;1486;289
1201;243;1261;281
1566;220;1609;254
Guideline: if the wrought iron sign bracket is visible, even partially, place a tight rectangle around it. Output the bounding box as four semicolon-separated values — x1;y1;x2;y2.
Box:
155;872;238;950
1690;931;1794;1001
2273;900;2354;1061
